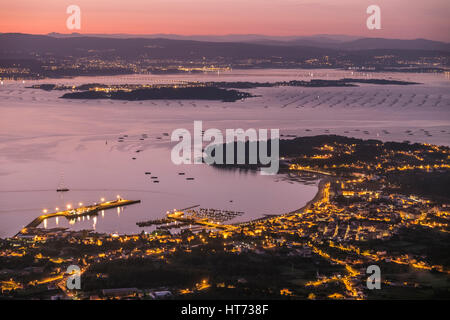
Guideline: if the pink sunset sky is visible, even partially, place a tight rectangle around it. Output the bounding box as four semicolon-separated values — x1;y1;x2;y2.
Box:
1;0;449;41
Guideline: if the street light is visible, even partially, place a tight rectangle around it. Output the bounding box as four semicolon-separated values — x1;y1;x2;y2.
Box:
67;204;72;210
43;209;48;214
101;198;105;202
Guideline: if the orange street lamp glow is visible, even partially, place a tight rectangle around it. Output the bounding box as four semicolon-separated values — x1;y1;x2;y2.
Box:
67;204;72;209
43;209;48;214
101;198;105;202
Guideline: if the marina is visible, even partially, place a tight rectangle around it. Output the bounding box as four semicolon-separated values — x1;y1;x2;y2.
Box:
137;205;243;231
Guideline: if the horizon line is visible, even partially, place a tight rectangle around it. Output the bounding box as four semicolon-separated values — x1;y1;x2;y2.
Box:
2;32;448;43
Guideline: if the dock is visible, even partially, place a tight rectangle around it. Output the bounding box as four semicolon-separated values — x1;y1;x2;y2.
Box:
16;198;141;236
136;205;238;231
166;211;236;231
136;205;200;227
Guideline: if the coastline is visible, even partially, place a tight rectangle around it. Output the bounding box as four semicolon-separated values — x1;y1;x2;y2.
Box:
9;175;329;238
289;175;332;215
234;174;332;227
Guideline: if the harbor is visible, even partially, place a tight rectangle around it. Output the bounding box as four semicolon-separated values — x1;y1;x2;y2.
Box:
137;206;242;231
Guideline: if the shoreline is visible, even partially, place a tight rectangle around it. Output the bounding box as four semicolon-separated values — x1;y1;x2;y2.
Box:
289;175;332;214
7;175;329;238
234;174;332;227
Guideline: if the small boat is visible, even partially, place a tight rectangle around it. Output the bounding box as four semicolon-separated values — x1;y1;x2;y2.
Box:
178;172;185;175
145;172;151;175
186;178;194;181
57;171;69;192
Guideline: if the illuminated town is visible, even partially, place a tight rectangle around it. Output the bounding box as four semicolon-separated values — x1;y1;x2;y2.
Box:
1;0;449;306
1;136;448;300
1;53;448;81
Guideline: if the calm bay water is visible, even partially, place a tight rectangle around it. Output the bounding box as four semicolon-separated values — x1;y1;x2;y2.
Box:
0;69;449;237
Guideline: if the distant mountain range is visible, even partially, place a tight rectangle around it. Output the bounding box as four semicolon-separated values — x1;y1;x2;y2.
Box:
0;33;448;79
45;33;361;43
44;33;450;51
0;33;450;52
0;33;449;60
0;33;333;59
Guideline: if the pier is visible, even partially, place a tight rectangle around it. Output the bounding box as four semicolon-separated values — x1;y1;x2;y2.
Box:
166;211;237;231
16;198;141;236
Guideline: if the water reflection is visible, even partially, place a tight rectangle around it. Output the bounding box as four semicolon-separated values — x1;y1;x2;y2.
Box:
3;69;446;237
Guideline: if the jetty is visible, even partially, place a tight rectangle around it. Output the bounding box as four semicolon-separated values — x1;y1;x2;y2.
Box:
16;198;141;236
